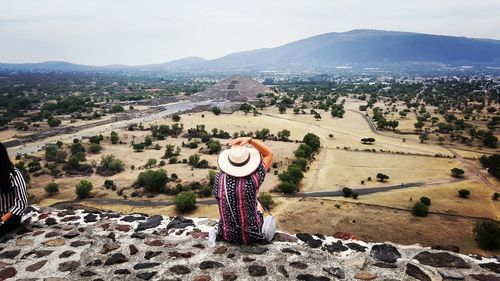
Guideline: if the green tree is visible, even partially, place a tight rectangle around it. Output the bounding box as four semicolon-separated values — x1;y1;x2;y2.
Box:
212;106;221;115
303;133;321;152
451;168;465;178
420;196;431;206
458;189;470;198
473;220;500;250
172;114;181;122
75;180;93;199
278;181;298;194
259;193;274;210
412;202;429;217
376;173;389;182
137;169;169;193
89;143;102;154
342;187;353;198
279;105;287;114
133;143;145;152
277;129;291;141
145;158;157;168
110;131;119;144
174;191;197;212
44;182;59;195
144;136;153;147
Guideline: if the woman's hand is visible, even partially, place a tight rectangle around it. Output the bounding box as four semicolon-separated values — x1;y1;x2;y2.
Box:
229;137;252;146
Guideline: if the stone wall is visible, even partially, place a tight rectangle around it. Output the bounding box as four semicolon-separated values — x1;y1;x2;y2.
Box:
0;206;498;281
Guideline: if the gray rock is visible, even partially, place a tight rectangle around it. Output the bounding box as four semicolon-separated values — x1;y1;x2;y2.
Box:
370;244;401;263
136;215;163;231
438;269;464;280
239;245;268;255
199;261;224;269
277;265;289;278
405;263;431;281
323;267;345;279
248;265;267;277
323;241;348;253
134;262;161;270
58;261;79;272
414;251;471;268
0;249;20;259
470;274;500;281
296;274;330;281
282;247;301;255
104;253;129;265
137;272;157;280
169;265;191;275
114;269;131;275
166;216;194;229
480;262;500;274
25;260;47;272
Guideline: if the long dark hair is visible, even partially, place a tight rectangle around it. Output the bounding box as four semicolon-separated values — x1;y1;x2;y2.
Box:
0;142;15;193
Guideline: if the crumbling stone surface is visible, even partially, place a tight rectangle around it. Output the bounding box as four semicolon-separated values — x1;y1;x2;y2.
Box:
0;206;497;280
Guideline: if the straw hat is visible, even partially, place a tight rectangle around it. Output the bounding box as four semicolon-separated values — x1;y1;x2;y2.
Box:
217;145;261;177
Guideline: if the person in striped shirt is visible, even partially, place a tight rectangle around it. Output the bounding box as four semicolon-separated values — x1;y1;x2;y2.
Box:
0;142;28;236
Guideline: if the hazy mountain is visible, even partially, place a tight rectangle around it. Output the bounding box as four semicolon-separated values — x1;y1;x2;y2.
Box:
197;29;500;70
0;61;101;71
2;30;500;72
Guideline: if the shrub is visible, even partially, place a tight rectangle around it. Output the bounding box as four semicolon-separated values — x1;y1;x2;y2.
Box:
44;182;59;195
279;181;298;194
110;131;119;144
75;180;93;199
89;143;102;154
172;114;181;122
207;139;222;154
174;191;197;212
104;179;116;190
493;192;500;201
198;185;213;197
458;189;470;198
279;165;303;185
137;169;169;193
133;143;145;152
302;133;321;152
168;157;178;164
376;173;389;182
145;158;157;168
342;187;353;198
420;196;431;206
352;192;359;199
259;193;274;210
412;202;429;217
473;220;500;250
211;106;221;115
451;168;465;178
99;155;125;174
158;160;166;167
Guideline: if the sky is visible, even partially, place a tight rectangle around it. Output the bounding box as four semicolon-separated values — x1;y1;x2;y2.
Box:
1;0;499;66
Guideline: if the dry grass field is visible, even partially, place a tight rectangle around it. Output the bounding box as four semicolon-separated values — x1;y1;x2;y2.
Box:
12;98;499;255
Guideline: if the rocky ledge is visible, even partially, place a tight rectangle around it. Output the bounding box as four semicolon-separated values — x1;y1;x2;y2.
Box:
0;207;499;281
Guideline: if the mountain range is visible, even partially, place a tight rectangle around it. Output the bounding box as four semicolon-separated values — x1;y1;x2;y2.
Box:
2;29;500;72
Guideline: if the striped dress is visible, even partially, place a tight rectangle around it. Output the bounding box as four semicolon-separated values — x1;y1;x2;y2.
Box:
0;168;28;217
213;161;267;244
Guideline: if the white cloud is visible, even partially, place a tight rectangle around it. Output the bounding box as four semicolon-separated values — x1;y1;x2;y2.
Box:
0;0;499;65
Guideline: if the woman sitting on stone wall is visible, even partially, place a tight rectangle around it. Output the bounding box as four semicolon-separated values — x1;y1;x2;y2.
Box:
213;137;273;244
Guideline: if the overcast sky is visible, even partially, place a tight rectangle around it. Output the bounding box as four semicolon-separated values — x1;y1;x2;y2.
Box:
1;0;499;65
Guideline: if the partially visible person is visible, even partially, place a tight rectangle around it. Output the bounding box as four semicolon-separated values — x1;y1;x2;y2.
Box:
0;142;28;236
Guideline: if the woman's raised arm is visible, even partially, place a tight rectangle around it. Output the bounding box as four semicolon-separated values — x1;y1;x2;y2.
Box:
230;137;273;169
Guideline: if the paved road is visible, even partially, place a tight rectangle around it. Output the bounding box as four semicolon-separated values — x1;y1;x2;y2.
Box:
51;178;464;210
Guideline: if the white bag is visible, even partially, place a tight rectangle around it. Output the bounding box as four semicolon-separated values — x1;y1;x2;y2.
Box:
260;214;276;242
